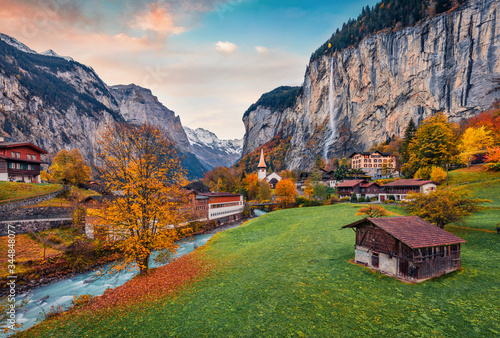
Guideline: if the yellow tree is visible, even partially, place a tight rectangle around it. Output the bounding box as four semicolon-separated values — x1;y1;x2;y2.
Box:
48;149;91;185
458;126;495;169
95;124;188;274
275;179;298;208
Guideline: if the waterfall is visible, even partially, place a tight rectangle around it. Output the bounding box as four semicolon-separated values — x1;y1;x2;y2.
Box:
323;58;337;159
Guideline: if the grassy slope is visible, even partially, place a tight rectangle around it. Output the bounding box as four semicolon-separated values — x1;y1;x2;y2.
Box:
0;182;62;202
26;202;500;337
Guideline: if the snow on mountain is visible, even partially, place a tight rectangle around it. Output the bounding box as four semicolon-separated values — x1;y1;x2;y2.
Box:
0;33;37;54
41;49;74;62
184;127;243;169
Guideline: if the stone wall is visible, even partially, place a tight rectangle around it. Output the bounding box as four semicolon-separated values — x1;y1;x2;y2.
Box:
0;188;65;214
0;207;72;222
0;219;72;236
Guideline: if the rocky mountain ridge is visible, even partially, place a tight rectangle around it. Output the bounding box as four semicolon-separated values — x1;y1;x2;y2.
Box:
0;33;206;178
184;127;242;169
241;0;500;170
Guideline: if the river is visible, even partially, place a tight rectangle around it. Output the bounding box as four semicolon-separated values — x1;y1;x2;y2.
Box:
4;221;248;335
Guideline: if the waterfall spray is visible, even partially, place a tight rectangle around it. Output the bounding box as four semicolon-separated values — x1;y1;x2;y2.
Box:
323;58;337;159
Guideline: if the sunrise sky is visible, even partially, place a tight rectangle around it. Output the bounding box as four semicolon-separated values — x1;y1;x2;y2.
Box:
0;0;378;139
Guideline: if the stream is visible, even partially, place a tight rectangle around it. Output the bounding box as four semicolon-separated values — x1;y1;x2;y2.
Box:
4;220;248;335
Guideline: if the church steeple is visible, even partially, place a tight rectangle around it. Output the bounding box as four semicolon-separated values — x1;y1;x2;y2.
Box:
257;149;267;180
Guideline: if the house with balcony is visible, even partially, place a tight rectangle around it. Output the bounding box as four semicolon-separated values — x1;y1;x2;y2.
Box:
350;151;398;179
0;137;48;183
379;179;437;201
336;180;381;199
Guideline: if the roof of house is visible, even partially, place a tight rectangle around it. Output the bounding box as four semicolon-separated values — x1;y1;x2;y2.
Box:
336;179;368;188
184;181;210;193
349;151;394;158
268;178;279;184
382;179;437;187
197;192;242;198
258;149;267;168
360;182;380;188
0;142;48;154
82;195;117;204
342;216;466;249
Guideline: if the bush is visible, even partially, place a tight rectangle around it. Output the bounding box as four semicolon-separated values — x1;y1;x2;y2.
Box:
430;166;447;183
47;233;63;244
329;196;340;205
72;294;94;308
370;197;378;202
486;163;500;171
358;196;366;202
388;195;395;201
340;197;350;202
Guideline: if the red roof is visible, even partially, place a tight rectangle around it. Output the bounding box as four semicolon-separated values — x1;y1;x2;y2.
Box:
360;182;380;188
342;216;466;249
336;180;368;188
197;192;242;198
0;142;48;154
382;179;437;187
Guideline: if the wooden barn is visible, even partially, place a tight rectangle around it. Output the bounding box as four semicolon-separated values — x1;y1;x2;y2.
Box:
342;216;466;282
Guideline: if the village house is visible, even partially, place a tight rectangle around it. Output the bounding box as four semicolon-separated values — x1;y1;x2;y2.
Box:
342;216;466;282
256;150;283;187
350;151;397;179
378;179;437;202
336;180;381;199
0;136;48;183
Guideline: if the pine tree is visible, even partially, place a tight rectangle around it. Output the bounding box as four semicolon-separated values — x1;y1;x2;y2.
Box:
400;118;417;164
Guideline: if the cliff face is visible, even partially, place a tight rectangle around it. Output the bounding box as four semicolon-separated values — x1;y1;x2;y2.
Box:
242;0;500;170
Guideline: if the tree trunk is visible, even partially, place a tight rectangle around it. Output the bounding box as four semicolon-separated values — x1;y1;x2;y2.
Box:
139;254;150;275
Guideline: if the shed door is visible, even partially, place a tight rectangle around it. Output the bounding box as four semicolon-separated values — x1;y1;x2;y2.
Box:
372;253;379;268
399;260;408;277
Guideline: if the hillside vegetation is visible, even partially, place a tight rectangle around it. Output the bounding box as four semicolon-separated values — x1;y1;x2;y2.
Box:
25;168;500;336
0;182;62;202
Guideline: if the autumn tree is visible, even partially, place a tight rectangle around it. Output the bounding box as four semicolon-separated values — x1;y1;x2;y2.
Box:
47;149;91;185
485;147;500;171
356;205;390;218
458;126;495;168
275;179;298;208
402;113;458;178
95;124;188;274
202;166;240;193
403;190;488;228
430;166;447;183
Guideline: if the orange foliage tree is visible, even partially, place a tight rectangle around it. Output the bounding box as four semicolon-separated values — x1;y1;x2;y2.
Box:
275;179;298;208
95;124;188;274
355;205;389;218
46;149;91;185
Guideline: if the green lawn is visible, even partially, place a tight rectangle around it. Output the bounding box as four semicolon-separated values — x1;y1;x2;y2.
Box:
447;165;500;186
0;182;62;202
25;204;500;337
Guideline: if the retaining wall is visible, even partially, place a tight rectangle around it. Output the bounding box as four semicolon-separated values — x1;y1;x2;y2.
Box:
0;219;72;236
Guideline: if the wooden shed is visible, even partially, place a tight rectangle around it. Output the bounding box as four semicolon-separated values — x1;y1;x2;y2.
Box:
342;216;466;282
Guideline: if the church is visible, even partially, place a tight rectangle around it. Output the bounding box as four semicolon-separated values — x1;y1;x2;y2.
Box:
257;149;282;188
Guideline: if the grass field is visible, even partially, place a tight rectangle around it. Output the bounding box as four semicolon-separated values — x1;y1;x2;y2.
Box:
24;202;500;337
0;182;62;202
30;186;99;208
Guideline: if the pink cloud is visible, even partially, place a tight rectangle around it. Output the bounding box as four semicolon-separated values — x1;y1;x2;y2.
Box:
131;3;186;35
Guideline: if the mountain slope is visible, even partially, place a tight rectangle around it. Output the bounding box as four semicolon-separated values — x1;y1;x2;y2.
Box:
241;0;500;170
0;33;206;178
184;127;242;169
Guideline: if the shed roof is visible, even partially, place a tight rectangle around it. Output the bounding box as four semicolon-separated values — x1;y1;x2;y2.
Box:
342;216;466;249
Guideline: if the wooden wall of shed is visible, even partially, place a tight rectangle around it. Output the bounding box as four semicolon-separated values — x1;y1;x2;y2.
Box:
414;244;461;279
355;225;397;255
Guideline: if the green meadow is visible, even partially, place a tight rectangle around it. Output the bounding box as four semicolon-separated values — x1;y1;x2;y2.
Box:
25;201;500;337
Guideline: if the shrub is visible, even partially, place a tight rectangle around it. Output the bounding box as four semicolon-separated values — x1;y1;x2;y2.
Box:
430;166;447;183
388;195;395;201
47;233;63;244
370;197;378;202
45;305;64;319
72;294;94;308
340;197;350;202
358;196;366;202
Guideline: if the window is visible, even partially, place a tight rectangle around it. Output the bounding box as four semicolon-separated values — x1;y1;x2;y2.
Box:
16;163;20;169
32;155;36;160
11;151;15;157
27;154;31;160
16;152;20;158
8;162;14;169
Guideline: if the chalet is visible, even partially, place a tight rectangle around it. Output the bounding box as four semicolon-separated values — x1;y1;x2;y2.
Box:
350;151;397;179
265;172;282;187
342;216;466;282
379;179;437;201
336;180;381;199
0;138;48;183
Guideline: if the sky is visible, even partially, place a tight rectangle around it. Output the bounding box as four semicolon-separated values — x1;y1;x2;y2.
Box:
0;0;379;139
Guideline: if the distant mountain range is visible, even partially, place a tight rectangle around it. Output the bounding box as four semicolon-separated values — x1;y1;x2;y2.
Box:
184;127;242;170
0;32;237;179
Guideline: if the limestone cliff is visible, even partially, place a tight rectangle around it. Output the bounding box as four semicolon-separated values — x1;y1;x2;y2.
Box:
242;0;500;170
